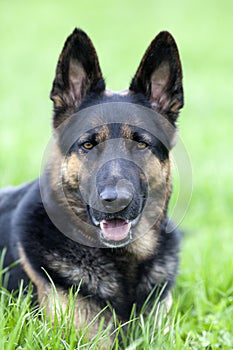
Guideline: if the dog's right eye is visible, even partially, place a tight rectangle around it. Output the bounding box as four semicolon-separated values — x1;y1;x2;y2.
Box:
81;142;94;150
136;141;148;150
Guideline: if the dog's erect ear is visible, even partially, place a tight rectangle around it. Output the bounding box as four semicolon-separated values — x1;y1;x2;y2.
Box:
129;31;183;123
50;28;105;127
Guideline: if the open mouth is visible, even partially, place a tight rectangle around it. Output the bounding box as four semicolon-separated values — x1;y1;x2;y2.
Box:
90;212;140;247
100;219;132;242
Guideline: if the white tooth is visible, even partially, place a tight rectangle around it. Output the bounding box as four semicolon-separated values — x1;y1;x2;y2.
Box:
92;217;100;226
129;229;133;240
131;216;140;226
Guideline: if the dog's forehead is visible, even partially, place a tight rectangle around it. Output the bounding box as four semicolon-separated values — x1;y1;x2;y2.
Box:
87;123;152;143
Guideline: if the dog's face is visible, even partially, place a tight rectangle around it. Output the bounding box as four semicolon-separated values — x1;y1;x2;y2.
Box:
45;29;183;249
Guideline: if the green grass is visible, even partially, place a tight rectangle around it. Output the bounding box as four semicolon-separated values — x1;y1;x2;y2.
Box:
0;0;233;349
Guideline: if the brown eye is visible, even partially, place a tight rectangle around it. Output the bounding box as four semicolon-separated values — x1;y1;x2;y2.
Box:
82;142;94;150
137;141;148;150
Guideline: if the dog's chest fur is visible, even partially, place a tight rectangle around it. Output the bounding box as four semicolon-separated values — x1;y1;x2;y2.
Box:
42;241;165;318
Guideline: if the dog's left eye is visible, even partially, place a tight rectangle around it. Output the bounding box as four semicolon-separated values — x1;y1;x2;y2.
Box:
82;142;94;150
136;141;148;150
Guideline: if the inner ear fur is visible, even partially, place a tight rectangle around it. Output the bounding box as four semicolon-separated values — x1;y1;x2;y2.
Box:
130;31;184;123
50;28;105;127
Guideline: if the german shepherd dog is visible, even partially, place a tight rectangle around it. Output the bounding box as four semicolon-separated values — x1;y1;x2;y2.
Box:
0;29;183;342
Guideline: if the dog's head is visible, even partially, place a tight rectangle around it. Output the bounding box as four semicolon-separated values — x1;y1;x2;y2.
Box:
44;29;183;251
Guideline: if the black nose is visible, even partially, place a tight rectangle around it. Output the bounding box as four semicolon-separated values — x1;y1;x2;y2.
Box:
100;186;118;202
99;184;133;212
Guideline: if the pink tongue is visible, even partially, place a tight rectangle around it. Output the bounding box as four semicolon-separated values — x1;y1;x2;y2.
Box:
100;219;131;241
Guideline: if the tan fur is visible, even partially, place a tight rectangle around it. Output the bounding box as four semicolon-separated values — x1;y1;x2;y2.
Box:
18;242;49;303
127;227;159;260
96;124;111;143
120;124;133;139
51;95;63;108
18;243;112;347
63;152;81;189
48;143;81;192
47;143;64;192
121;124;152;144
164;159;172;206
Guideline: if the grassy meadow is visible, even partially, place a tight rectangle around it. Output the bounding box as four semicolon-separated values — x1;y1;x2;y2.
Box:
0;0;233;349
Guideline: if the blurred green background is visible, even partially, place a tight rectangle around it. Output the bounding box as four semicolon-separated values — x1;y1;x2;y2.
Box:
0;0;233;323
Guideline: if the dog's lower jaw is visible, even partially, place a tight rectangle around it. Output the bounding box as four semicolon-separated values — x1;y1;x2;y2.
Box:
92;215;141;248
100;228;133;248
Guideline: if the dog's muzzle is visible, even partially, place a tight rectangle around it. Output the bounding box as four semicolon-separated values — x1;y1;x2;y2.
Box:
77;140;148;247
96;182;134;243
85;160;147;248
